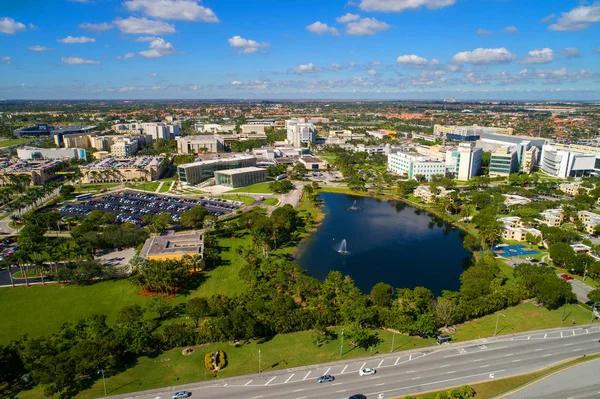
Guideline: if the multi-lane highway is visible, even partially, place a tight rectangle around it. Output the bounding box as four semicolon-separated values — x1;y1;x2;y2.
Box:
110;325;600;399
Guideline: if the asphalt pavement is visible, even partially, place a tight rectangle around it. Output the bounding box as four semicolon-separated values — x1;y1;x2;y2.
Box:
567;278;594;303
107;324;600;399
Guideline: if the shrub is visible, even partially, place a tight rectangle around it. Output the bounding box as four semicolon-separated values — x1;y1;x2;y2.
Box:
204;352;213;371
217;350;227;369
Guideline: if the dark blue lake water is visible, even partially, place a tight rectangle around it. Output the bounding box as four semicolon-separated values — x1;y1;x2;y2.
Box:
296;193;471;296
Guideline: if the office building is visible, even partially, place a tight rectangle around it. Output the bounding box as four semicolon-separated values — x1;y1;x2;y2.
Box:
286;119;316;147
0;159;64;186
176;135;222;154
177;156;257;185
435;125;514;142
17;147;86;161
517;141;539;173
388;152;447;181
241;124;267;134
445;142;482;180
489;146;518;177
299;155;328;170
214;167;267;188
140;231;204;262
540;144;599;178
80;156;166;183
110;138;139;157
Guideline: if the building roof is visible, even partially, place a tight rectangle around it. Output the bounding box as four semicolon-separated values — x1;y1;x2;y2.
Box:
300;155;325;163
214;166;265;175
140;231;204;259
178;155;256;169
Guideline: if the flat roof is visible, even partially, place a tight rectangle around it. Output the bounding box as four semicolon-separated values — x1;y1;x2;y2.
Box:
140;232;204;258
214;166;265;175
178;155;256;169
300;155;325;163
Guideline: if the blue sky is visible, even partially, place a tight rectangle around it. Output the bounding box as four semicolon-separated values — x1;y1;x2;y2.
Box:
1;0;600;100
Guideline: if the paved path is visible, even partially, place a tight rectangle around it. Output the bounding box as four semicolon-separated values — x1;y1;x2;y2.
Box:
106;324;600;399
502;358;600;399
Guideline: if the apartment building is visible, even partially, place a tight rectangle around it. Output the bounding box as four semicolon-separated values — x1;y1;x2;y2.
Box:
110;138;139;157
538;208;564;227
578;211;600;234
497;216;541;242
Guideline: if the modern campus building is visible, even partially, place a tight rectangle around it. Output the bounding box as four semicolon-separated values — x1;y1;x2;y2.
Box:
489;146;519;176
110;137;139;157
286;118;316;147
0;159;64;186
388;152;447;181
214;166;267;188
516;141;539;173
15;124;96;138
497;216;541;242
80;156;166;184
112;122;181;140
177;156;257;185
434;125;515;142
17;147;86;161
540;144;600;178
176;135;223;154
445;142;482;180
140;231;204;262
298;155;328;170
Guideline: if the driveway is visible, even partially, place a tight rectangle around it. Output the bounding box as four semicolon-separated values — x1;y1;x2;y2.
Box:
565;277;594;303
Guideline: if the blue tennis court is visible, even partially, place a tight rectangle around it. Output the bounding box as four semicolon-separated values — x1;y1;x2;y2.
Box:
494;244;540;257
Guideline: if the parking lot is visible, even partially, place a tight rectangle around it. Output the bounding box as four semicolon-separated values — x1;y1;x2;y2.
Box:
58;191;243;225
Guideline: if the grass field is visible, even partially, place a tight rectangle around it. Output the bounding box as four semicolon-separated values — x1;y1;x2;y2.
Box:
212;195;255;206
0;138;33;148
17;328;435;399
229;182;274;194
158;181;172;193
74;183;121;193
131;181;161;192
263;197;278;206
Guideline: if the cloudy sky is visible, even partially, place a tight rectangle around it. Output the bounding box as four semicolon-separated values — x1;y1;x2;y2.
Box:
1;0;600;100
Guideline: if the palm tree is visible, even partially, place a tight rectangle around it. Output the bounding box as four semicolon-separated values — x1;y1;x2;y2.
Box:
13;251;29;287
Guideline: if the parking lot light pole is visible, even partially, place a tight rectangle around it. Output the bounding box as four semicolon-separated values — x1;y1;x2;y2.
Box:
98;367;107;396
258;348;261;373
494;314;506;336
390;331;395;353
339;329;344;357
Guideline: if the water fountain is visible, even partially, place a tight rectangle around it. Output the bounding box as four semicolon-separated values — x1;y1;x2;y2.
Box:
337;239;350;255
347;200;360;211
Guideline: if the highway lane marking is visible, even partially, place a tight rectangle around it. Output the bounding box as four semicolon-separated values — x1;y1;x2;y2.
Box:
295;397;306;399
394;357;401;365
406;370;416;374
572;330;576;336
542;354;552;357
251;396;263;399
302;371;311;380
586;329;589;333
572;349;582;352
544;334;547;338
480;365;490;368
473;359;483;362
292;389;304;392
504;353;514;357
443;345;507;358
440;364;450;368
511;359;521;363
245;380;253;386
561;331;563;338
341;365;348;374
285;374;295;383
446;371;456;374
564;343;573;346
409;355;412;360
332;382;342;386
375;383;385;386
378;359;385;368
527;336;530;340
265;377;276;385
411;377;421;380
324;367;331;375
360;362;366;370
534;348;543;352
336;390;347;393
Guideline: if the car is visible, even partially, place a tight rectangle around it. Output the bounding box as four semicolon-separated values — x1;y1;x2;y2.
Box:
530;258;539;263
560;274;574;281
525;257;534;261
349;395;367;399
510;263;518;267
172;391;191;399
539;262;548;266
359;368;376;376
317;375;335;383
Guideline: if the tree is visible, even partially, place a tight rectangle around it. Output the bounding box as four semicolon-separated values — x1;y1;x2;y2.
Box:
179;206;209;229
588;289;600;303
345;322;381;350
397;180;418;197
548;242;576;267
117;304;144;325
370;282;394;308
186;297;210;327
462;234;480;253
434;296;458;327
270;180;294;194
150;212;173;234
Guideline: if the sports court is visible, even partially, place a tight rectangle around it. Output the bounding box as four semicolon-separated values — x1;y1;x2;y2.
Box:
494;244;540;257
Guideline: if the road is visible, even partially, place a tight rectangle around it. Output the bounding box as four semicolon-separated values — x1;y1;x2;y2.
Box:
567;278;594;303
108;324;600;399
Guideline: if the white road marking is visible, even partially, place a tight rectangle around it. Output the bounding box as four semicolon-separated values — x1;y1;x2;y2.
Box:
285;374;295;383
394;357;401;365
573;348;582;352
336;390;347;393
341;365;348;374
572;330;576;336
564;343;573;346
409;355;412;360
473;359;483;362
375;383;385;386
480;365;490;368
512;359;521;363
302;371;311;380
244;380;253;386
544;333;547;338
534;348;543;352
360;362;366;371
561;331;563;338
527;336;530;340
324;367;331;375
251;396;263;399
296;397;306;399
504;354;514;357
440;364;451;368
586;329;589;334
542;354;552;357
292;389;304;392
411;377;421;380
378;359;384;368
265;377;276;385
446;371;456;374
406;370;416;374
332;382;342;386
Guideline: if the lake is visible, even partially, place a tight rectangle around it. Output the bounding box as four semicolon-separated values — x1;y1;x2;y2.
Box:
296;192;471;296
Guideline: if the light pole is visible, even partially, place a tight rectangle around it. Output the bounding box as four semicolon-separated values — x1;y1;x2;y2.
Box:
98;367;107;396
494;313;506;336
339;329;344;357
258;348;261;373
390;331;395;353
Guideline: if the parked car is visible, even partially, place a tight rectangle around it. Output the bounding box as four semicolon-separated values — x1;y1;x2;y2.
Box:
359;368;376;376
317;375;335;383
525;257;535;261
560;274;574;281
539;262;548;266
172;391;191;399
349;395;367;399
530;258;539;263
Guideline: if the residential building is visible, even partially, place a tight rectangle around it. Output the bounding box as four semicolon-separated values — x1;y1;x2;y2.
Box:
80;156;166;184
176;135;222;154
388;152;447;181
578;211;600;234
17;147;86;160
445;142;482;180
540;144;599;178
559;182;583;196
497;216;541;242
414;186;454;203
140;231;204;262
214;167;267;188
286;119;316;147
299;155;328;170
539;208;564;227
503;194;531;206
177;156;257;185
0;159;64;186
110;138;139;157
489;146;518;176
60;134;91;149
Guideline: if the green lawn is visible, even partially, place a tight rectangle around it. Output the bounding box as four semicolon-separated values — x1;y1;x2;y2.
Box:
452;301;594;342
0;138;33;148
158;181;172;193
229;182;274;194
18;328;435;399
211;195;255;206
75;183;121;193
263;197;278;206
131;181;161;192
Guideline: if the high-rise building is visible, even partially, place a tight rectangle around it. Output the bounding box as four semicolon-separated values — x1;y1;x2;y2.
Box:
445;142;482;180
516;141;539;173
489;146;518;176
110;138;139;157
434;124;514;142
286;119;316;147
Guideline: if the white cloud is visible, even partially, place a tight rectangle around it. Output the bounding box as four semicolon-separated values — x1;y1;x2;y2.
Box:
476;28;492;35
28;23;37;30
61;57;100;65
138;37;177;58
451;47;516;65
135;36;157;42
521;48;555;64
561;47;581;58
504;26;518;33
58;36;96;44
336;13;360;23
396;54;429;66
294;62;317;73
358;0;456;12
371;60;381;66
68;0;91;3
0;17;27;35
1;56;11;65
367;69;377;75
227;35;269;54
345;17;390;35
124;0;219;22
188;84;202;90
114;17;176;35
305;21;340;36
78;22;113;31
228;80;270;90
541;14;555;23
149;72;157;77
28;45;52;52
116;52;136;60
548;3;600;31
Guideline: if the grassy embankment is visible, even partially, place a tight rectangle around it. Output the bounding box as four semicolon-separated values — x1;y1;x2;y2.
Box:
228;182;274;194
0;138;33;148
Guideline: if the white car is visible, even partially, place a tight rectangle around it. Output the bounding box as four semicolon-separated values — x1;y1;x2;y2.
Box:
359;368;376;376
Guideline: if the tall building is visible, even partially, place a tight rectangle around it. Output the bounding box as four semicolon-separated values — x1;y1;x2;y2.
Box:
388;152;447;181
516;141;539;173
489;146;518;176
445;142;482;180
177;156;257;185
540;144;599;178
110;138;139;157
286;119;316;147
434;125;514;142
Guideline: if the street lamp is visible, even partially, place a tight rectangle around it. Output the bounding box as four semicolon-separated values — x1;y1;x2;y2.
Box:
258;348;261;373
339;329;344;357
97;367;107;396
494;313;506;337
390;331;396;353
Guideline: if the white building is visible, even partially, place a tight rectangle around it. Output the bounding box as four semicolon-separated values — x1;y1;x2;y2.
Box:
110;138;139;157
540;144;600;178
445;142;482;180
286;118;316;148
388;152;447;181
176;135;222;154
17;147;86;160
